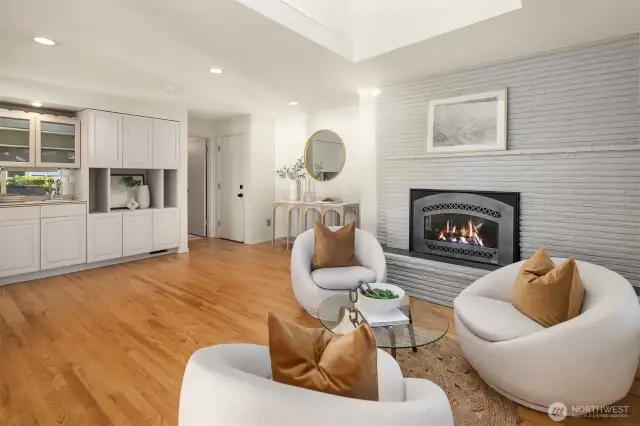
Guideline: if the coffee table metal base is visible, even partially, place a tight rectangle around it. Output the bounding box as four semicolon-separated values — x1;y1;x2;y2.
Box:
317;293;449;357
387;325;418;359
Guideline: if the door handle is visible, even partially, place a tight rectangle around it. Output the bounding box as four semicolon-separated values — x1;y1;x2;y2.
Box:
237;193;243;198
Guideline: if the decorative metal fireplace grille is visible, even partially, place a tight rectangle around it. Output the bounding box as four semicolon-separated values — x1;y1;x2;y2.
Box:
410;190;519;267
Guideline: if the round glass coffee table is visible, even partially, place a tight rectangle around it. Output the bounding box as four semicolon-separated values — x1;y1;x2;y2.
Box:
317;293;449;358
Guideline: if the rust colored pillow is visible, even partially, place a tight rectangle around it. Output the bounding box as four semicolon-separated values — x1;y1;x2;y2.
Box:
311;222;359;270
268;313;378;401
511;248;585;327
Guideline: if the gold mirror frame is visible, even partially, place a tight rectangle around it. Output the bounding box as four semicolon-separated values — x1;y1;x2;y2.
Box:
303;129;346;182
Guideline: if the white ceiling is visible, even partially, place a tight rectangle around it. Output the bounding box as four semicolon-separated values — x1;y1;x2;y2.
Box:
240;0;523;61
0;0;639;119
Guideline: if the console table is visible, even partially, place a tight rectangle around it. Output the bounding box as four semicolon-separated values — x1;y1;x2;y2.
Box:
272;201;360;250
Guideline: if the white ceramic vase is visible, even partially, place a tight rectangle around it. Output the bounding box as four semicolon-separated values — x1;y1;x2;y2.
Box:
127;198;139;210
289;180;300;201
137;185;150;209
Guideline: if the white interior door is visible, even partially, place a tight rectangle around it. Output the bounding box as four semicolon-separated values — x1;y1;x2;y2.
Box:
188;137;208;237
218;134;244;242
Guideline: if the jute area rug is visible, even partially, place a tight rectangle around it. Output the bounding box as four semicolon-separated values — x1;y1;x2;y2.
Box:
393;337;521;426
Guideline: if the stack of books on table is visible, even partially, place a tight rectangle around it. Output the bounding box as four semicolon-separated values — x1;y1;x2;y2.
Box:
357;306;409;327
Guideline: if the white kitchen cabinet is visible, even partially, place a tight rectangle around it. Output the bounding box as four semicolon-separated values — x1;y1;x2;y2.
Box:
41;215;87;270
0;217;40;278
35;116;81;168
123;115;153;168
0;110;36;167
1;110;81;169
82;110;178;169
153;119;179;169
87;212;123;262
152;208;179;250
122;210;153;256
86;110;122;168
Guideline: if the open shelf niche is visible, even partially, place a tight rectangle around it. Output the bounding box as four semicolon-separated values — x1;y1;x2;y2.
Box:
89;168;110;213
88;167;178;213
164;169;178;208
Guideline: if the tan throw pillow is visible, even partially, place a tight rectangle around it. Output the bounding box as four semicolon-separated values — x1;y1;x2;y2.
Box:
511;248;585;327
268;313;378;401
311;222;359;270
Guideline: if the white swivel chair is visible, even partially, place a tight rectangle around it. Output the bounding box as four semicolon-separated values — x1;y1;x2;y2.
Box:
179;344;454;426
454;258;640;413
291;226;387;317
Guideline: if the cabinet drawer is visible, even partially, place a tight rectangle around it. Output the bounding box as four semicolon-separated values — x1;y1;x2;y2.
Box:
0;206;41;221
41;203;86;218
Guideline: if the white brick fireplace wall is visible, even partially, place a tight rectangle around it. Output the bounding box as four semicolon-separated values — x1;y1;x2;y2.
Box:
377;34;640;306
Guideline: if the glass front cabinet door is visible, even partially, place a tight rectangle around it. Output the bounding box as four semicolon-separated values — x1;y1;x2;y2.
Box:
35;116;81;168
0;111;36;167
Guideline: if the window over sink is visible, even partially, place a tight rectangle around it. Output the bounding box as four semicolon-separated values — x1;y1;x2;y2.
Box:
0;168;60;198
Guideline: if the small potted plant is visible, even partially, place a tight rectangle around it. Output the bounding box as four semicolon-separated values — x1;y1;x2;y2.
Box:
276;157;306;201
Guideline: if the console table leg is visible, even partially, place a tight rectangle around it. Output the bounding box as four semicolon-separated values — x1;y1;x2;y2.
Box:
272;207;277;247
286;208;291;251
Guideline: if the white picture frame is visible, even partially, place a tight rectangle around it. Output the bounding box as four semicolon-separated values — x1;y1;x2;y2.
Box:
426;89;507;153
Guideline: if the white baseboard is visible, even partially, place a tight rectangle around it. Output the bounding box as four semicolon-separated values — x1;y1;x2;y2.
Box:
0;249;178;287
245;238;273;245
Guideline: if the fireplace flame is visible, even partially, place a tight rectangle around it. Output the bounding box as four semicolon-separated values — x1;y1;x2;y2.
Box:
438;219;484;247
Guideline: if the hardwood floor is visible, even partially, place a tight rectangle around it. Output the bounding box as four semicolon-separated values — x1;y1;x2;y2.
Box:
0;238;637;425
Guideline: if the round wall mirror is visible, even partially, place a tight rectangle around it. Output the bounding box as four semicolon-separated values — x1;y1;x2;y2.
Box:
303;130;346;182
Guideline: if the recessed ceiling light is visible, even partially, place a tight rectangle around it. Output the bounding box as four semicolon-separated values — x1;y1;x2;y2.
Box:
33;37;56;46
209;68;225;74
289;101;299;106
31;101;43;107
164;85;176;92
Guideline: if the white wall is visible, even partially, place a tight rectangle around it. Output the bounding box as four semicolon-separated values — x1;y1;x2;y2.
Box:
188;117;215;140
274;102;377;237
0;76;190;253
378;34;640;302
188;116;217;237
247;116;276;244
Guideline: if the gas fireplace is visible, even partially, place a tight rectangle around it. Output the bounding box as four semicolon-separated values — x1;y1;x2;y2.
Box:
410;189;520;267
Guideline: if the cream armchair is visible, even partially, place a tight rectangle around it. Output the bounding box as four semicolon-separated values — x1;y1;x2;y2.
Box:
454;258;640;413
179;344;454;426
291;226;387;317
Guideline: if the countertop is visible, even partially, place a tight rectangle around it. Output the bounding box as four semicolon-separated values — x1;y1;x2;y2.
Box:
0;199;87;208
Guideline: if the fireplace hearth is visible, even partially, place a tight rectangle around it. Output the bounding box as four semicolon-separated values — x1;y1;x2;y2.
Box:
410;189;520;268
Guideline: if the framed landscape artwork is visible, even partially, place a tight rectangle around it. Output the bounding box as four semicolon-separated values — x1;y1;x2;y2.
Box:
426;89;507;153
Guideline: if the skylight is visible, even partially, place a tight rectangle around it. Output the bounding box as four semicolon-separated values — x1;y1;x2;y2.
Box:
236;0;522;62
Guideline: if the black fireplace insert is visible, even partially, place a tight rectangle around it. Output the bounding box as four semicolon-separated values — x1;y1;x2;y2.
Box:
410;189;520;268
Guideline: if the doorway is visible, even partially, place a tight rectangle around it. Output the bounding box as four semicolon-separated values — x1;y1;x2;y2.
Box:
188;136;208;237
217;134;245;243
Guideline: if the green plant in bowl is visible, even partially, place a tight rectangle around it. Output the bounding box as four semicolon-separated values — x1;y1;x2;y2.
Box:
361;289;399;300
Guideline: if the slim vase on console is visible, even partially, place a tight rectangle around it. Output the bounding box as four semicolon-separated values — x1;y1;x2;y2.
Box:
276;157;305;202
289;181;300;201
137;185;150;209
